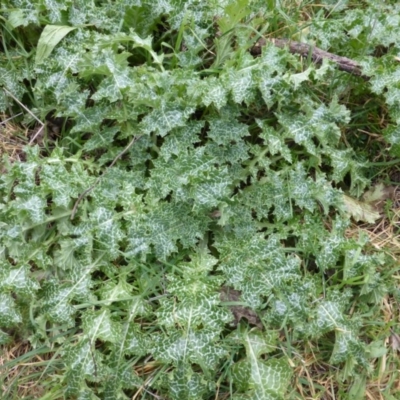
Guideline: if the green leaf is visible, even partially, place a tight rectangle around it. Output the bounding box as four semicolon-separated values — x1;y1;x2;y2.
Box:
250;359;292;400
0;293;22;327
6;10;26;28
140;101;194;136
287;66;313;89
366;339;387;359
348;374;366;400
82;309;122;344
0;329;12;345
207;116;250;145
153;252;231;368
1;1;396;398
90;206;124;260
218;0;251;34
330;327;367;366
231;359;251;392
15;195;47;223
256;119;292;162
0;264;39;296
188;76;228;110
163;362;209;400
226;68;256;105
6;6;39;27
160;121;203;160
216;234;301;309
237;329;293;399
63;339;104;397
41;280;77;325
124;323;151;356
243;330;279;358
35;25;77;65
126;202;208;259
153;329;226;369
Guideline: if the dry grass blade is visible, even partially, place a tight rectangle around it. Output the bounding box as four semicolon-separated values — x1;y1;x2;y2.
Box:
0;113;28;164
0;342;47;399
3;88;44;129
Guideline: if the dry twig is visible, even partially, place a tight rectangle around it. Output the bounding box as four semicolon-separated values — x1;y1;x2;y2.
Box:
3;88;46;144
252;38;367;79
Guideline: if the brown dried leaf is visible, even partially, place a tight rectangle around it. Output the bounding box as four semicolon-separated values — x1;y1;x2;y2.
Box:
220;286;262;329
343;194;381;224
362;183;397;213
390;329;400;351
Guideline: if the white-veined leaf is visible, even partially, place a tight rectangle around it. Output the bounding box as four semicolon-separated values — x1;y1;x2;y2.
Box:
0;293;22;327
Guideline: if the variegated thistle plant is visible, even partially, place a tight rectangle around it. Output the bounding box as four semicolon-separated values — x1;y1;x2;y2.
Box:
1;1;400;399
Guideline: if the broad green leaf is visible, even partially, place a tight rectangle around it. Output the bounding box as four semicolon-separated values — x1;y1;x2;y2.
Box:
287;66;313;89
126;202;208;259
188;76;228;109
124;323;151;356
98;278;134;305
160;121;204;160
163;362;209;400
6;6;39;27
239;330;293;399
15;195;47;223
278;112;317;155
207;117;250;145
35;25;77;65
152;251;231;370
0;293;22;327
153;329;226;369
0;264;39;296
348;374;366;400
250;359;292;400
103;354;142;399
156;290;231;330
7;10;27;28
63;339;104;396
231;359;251;392
41;161;92;208
243;330;279;358
366;339;387;359
140;101;194;136
256;119;292;162
226;68;256;104
218;0;251;34
330;327;367;366
90;206;124;260
41;280;77;325
82;309;122;344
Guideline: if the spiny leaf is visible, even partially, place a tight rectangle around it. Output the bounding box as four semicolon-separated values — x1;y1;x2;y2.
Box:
236;329;293;399
63;339;104;396
82;309;122;344
0;293;22;327
0;263;39;296
140;101;195;136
